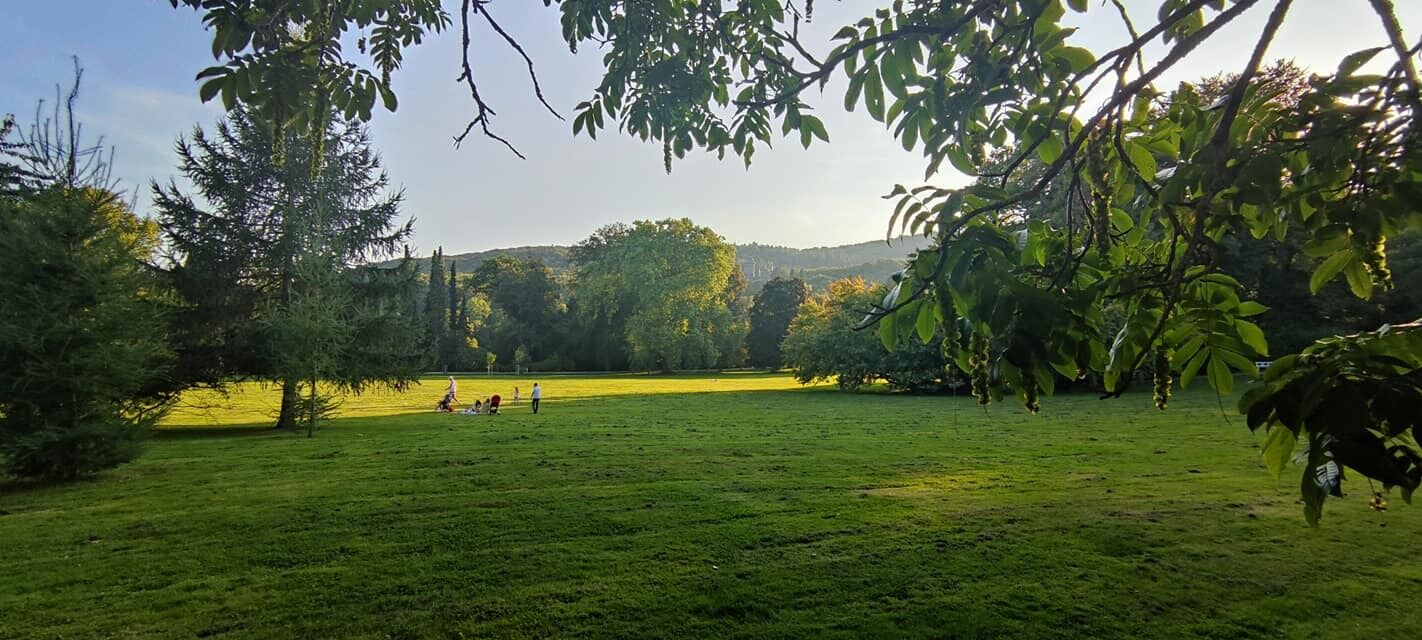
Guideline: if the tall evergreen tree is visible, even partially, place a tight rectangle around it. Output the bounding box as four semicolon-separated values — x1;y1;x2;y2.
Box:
153;107;418;429
424;248;448;370
443;259;470;369
1;66;173;478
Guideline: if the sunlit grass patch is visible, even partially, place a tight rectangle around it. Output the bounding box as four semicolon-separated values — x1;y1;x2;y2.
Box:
2;375;1418;638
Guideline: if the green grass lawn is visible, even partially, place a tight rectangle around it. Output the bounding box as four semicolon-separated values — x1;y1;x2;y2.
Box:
2;373;1418;639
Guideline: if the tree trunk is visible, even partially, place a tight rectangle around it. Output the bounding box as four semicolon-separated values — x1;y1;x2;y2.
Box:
276;377;300;429
307;369;317;438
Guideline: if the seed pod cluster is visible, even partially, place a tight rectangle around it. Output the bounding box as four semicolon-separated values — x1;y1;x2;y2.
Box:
935;281;959;354
1022;375;1040;415
1152;347;1172;411
1085;136;1112;252
1367;236;1392;291
968;332;991;406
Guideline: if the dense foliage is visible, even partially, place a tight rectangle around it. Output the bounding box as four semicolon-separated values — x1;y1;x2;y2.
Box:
0;188;171;479
572;219;747;372
471;255;568;371
746;277;812;369
783;277;957;392
553;0;1422;522
1241;321;1422;525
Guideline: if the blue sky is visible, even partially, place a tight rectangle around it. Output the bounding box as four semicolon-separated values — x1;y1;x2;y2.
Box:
2;1;1417;255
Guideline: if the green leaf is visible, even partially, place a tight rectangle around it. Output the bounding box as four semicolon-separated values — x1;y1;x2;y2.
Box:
1344;259;1374;299
881;53;909;100
1236;320;1268;356
1338;46;1386;76
199;78;224;104
1109;207;1134;232
802;115;829;143
1261;425;1295;479
1237;301;1267;317
1302;437;1328;526
1056;46;1095;74
220;79;237;110
1127;143;1157;182
879;310;897;351
378;83;398;112
945;145;976;175
1179;347;1208;388
1308;250;1351;294
863;65;886;121
1067;0;1089;12
1036;136;1064;164
844;73;864;113
1207;354;1234;395
1302;225;1349;257
195;65;229;80
915;297;936;344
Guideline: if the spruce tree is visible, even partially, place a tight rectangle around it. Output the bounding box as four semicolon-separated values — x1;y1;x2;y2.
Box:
153;107;419;428
0;65;173;479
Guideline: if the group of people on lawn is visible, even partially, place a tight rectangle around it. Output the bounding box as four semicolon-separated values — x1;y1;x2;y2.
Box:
436;376;541;415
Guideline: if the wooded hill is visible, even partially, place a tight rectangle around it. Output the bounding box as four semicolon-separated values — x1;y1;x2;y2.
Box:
384;238;927;293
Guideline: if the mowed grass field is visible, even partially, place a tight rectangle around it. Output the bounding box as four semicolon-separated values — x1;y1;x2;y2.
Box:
2;373;1420;639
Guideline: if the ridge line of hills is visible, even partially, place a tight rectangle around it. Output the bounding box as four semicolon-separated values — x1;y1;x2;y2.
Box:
385;238;930;292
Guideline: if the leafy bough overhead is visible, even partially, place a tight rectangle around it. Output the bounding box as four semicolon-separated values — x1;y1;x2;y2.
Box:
553;0;1422;520
1241;320;1422;525
169;0;562;159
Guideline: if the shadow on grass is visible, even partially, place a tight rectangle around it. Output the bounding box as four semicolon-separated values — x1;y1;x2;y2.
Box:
151;423;292;439
0;473;109;496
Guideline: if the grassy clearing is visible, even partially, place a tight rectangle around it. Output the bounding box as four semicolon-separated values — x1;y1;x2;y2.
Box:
2;373;1418;639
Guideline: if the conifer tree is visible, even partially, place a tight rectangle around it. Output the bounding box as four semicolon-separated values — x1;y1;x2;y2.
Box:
425;249;448;370
153;107;418;428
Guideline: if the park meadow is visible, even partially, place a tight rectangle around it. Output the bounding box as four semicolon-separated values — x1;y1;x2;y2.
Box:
3;373;1419;639
6;1;1422;638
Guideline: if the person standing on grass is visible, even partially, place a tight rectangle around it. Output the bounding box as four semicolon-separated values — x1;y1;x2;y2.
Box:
531;382;541;414
513;386;520;405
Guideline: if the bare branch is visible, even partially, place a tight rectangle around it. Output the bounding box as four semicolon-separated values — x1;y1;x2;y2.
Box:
475;2;563;121
453;0;525;159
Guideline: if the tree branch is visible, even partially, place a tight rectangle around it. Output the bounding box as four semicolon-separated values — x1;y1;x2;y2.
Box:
1368;0;1422;115
453;0;524;158
475;2;563;122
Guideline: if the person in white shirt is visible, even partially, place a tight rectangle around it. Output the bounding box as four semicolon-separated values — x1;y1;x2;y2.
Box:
440;376;459;411
530;382;541;414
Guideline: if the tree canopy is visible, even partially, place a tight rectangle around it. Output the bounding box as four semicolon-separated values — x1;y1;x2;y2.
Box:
573;219;746;371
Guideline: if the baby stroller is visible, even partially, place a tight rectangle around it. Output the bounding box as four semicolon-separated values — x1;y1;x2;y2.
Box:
487;394;501;415
436;391;456;412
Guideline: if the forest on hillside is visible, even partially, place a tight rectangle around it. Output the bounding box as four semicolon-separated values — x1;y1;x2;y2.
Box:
391;238;926;295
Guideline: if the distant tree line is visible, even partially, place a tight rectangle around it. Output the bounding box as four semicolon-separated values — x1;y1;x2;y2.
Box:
421;220;774;374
